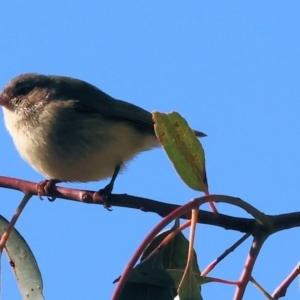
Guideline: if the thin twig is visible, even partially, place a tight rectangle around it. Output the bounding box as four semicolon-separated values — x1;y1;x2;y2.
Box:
272;263;300;299
0;193;33;254
202;233;251;276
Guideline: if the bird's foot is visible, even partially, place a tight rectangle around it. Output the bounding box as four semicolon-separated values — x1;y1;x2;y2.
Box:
37;179;60;201
93;182;114;211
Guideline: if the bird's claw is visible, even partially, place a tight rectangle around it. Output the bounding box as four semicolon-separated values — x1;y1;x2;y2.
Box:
93;183;114;210
36;179;59;201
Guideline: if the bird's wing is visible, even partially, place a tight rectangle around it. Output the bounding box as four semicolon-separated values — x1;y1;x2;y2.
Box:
72;86;155;133
50;75;205;137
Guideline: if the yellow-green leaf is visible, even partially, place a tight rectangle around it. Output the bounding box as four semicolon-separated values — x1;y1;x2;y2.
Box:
153;111;208;193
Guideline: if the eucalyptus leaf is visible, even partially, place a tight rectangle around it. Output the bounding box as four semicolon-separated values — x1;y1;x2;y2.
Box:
0;215;44;300
153;111;208;193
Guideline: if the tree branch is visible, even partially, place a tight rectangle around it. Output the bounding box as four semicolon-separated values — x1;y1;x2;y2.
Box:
1;176;300;234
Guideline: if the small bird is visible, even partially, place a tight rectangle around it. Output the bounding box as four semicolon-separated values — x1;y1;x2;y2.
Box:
0;73;205;199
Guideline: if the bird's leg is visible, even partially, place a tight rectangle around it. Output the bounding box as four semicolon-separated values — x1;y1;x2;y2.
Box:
93;163;122;209
37;179;61;201
100;163;121;196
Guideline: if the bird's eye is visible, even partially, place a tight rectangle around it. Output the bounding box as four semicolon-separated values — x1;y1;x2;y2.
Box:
16;86;32;96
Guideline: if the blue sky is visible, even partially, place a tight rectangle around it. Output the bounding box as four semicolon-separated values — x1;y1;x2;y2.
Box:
1;2;300;299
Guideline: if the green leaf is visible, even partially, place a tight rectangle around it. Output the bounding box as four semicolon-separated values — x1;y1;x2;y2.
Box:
0;215;44;300
141;222;178;262
119;282;176;300
178;267;203;300
141;224;200;274
117;224;205;299
153;111;208;193
162;231;200;274
167;269;214;287
118;248;177;300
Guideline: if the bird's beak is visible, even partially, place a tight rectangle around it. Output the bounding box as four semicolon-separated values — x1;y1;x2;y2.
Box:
0;95;9;107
